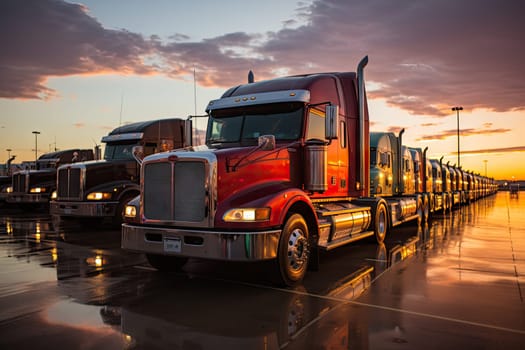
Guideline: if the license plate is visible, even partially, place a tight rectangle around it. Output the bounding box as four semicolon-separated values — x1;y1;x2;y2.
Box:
64;208;72;214
164;237;182;253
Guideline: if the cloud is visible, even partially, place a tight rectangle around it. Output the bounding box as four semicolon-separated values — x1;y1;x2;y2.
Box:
0;0;158;99
254;0;525;116
417;127;511;141
459;146;525;155
2;0;524;118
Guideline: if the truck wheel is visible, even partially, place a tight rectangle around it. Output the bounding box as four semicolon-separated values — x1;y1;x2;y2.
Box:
146;254;188;272
416;196;424;225
374;202;388;244
423;195;430;222
276;214;309;287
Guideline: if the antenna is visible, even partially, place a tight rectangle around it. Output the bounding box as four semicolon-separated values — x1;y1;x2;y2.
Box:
119;91;124;126
193;67;198;146
193;67;197;116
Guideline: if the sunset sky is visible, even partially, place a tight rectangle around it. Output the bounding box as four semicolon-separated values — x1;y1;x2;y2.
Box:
1;0;524;180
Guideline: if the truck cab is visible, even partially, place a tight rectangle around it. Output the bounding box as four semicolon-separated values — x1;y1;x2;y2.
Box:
50;118;187;224
369;131;421;225
6;149;94;206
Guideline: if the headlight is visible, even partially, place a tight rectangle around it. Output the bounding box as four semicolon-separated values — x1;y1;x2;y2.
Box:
6;186;13;193
86;192;112;200
124;205;137;218
30;187;46;193
51;191;57;199
223;208;271;222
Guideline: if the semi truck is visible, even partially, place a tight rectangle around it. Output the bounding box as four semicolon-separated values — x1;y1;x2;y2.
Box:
121;57;497;286
369;130;426;225
6;149;94;206
50;118;187;224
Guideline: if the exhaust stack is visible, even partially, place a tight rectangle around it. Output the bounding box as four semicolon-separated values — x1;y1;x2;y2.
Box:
357;56;369;196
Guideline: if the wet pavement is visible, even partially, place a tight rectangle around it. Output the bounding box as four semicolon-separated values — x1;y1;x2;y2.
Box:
0;192;523;349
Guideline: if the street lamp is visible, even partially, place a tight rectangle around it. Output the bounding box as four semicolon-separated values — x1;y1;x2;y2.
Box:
6;148;12;160
483;159;488;177
452;106;463;167
32;131;40;163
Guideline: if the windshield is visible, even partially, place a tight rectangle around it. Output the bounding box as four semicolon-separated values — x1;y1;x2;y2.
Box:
206;102;304;147
104;143;138;160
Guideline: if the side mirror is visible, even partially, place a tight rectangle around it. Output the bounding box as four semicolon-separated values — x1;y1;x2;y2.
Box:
325;105;339;140
258;135;276;151
132;145;144;165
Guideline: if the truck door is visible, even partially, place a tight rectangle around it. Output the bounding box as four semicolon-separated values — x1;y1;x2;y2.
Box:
306;108;348;197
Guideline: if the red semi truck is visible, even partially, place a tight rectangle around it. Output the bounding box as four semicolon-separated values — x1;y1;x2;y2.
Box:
121;56;426;286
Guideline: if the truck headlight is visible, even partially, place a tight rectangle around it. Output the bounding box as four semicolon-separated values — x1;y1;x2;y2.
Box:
30;187;46;193
87;192;112;200
124;205;137;218
223;208;271;222
51;191;57;199
6;186;13;193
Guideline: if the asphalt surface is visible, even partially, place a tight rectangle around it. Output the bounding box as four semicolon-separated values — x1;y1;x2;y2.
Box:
0;191;523;349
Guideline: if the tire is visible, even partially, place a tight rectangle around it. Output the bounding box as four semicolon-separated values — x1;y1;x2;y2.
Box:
373;202;388;244
416;196;423;225
146;254;188;272
276;214;310;287
423;195;430;222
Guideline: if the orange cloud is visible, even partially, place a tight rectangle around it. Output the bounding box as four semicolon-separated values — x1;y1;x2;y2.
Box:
417;128;511;141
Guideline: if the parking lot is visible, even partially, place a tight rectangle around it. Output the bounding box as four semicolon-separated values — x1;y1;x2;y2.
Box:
0;191;524;349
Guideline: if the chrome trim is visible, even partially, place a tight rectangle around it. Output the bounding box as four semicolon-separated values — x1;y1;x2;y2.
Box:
122;224;280;261
206;90;310;112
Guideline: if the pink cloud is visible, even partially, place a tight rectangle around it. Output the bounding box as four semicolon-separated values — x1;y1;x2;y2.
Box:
2;0;524;118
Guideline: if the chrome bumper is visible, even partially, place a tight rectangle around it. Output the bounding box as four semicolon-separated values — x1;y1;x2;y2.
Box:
50;200;119;217
6;193;49;204
121;223;281;261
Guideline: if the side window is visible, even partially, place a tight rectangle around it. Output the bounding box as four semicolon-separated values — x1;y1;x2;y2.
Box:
339;120;346;148
306;108;325;140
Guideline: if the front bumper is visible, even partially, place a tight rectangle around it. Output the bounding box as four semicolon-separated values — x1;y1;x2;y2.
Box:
122;223;281;261
50;200;119;217
6;193;49;204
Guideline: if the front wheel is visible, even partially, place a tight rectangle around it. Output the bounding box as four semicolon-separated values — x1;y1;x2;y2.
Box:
276;214;310;287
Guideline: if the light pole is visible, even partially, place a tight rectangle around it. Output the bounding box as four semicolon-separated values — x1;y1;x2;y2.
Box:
483;159;487;177
6;148;11;160
32;131;40;163
452;106;463;167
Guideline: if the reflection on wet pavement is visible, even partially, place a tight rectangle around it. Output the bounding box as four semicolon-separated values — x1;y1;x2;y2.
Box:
0;192;524;349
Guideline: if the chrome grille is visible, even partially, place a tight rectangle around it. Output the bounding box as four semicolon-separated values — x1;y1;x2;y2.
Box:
144;160;207;223
57;167;82;199
13;173;27;193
